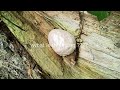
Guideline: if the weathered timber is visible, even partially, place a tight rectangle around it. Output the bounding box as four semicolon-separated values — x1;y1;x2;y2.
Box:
0;11;120;79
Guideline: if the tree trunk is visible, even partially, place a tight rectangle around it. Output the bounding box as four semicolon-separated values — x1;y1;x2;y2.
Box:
0;11;120;79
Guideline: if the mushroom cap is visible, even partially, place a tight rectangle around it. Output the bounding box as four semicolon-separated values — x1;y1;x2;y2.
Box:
48;29;76;56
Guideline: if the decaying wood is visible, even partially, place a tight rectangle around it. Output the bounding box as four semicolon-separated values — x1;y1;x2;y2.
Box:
0;22;44;79
0;11;120;79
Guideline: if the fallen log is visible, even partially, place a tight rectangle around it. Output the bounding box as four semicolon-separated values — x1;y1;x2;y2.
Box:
0;11;120;79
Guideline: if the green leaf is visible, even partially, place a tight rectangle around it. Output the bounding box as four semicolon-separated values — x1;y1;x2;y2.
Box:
88;11;110;21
